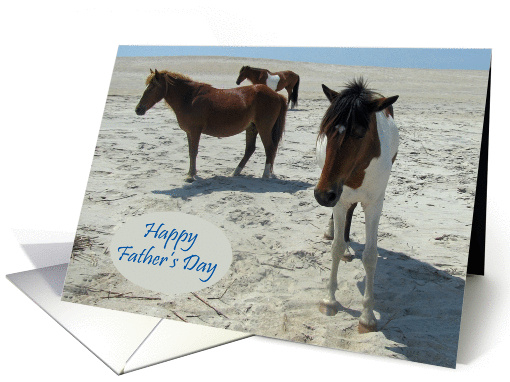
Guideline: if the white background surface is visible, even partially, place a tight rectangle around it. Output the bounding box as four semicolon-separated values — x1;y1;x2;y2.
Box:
2;1;508;380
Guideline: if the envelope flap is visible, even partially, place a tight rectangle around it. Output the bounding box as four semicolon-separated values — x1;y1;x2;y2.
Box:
7;264;161;374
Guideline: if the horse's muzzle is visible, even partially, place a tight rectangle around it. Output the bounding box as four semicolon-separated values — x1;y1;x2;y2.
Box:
135;105;146;115
235;80;240;85
314;187;341;207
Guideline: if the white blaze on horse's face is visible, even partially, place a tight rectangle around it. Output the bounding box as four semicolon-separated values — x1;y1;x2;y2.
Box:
266;73;280;91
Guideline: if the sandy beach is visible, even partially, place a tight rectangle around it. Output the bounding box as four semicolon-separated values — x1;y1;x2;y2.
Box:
62;55;487;368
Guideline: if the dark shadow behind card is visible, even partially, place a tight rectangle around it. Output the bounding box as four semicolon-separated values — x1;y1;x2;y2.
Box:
467;66;491;276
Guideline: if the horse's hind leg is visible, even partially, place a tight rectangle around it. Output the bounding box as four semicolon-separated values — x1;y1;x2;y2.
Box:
257;98;285;178
344;203;357;243
319;203;349;316
324;203;357;244
185;130;201;183
286;86;293;109
232;124;258;176
259;132;277;178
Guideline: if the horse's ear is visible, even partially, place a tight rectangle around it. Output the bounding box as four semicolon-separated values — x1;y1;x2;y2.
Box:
371;95;399;112
154;69;161;79
150;68;154;74
322;84;339;103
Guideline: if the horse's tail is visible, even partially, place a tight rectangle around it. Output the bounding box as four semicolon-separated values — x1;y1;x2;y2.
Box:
290;76;300;108
272;94;288;147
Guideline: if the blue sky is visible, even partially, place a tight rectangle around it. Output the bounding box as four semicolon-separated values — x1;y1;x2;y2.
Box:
117;46;491;70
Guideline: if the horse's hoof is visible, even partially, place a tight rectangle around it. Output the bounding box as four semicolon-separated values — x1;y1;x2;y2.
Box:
262;173;275;179
319;299;341;316
323;233;334;240
262;164;274;179
231;167;243;176
341;254;354;262
358;321;377;333
184;175;195;183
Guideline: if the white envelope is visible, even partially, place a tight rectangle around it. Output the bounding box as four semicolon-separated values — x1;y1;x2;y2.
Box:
6;235;250;375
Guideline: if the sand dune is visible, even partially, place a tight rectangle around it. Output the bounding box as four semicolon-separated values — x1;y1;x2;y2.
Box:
62;56;487;368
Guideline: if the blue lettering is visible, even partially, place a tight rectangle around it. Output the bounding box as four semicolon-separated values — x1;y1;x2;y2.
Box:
165;228;179;249
197;262;217;282
169;258;178;268
159;257;168;266
142;246;155;264
145;223;199;252
183;254;200;270
118;246;133;260
181;233;198;251
144;223;164;238
128;252;138;262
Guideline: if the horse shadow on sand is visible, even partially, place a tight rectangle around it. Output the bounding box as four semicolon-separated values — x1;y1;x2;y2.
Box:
331;241;465;368
152;175;314;199
153;174;462;368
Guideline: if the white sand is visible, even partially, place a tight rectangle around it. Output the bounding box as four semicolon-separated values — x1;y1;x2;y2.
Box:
62;56;487;368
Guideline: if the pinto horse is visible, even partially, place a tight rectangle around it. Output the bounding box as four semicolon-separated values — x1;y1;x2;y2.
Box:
135;69;287;182
236;66;300;109
314;79;399;333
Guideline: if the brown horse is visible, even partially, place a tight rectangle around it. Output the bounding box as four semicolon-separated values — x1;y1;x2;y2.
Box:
135;69;287;182
236;66;300;109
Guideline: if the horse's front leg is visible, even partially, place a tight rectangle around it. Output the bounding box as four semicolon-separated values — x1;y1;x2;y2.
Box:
185;130;201;183
358;198;384;333
324;213;334;239
319;203;349;316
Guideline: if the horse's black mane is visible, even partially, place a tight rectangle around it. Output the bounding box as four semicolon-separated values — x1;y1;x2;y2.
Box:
319;78;377;137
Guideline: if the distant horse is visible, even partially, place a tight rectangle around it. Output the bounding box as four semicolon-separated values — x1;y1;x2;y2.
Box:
135;69;287;182
314;79;399;333
236;66;300;109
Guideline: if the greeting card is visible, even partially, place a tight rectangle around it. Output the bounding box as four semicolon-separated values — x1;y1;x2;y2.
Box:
62;47;490;368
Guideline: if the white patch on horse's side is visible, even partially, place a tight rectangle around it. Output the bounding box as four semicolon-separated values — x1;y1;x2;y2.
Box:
266;73;280;91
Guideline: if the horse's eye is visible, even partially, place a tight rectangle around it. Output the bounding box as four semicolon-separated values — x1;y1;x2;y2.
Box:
351;125;366;139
